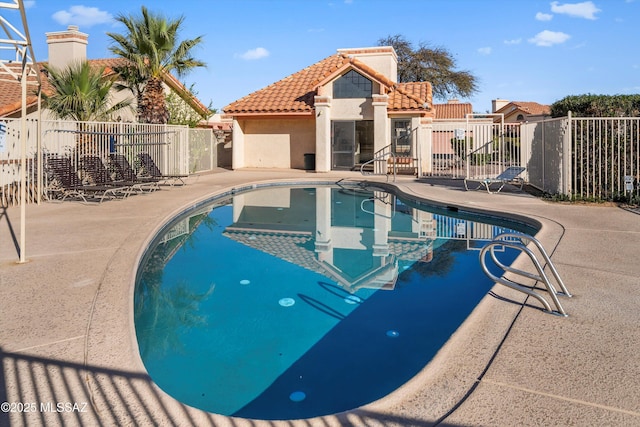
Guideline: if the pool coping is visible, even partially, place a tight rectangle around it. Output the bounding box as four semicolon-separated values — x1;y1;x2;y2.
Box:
2;169;639;426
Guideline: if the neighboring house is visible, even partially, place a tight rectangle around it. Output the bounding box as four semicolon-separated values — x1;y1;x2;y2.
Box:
223;46;435;172
0;25;210;121
432;99;473;158
434;99;472;121
492;99;550;123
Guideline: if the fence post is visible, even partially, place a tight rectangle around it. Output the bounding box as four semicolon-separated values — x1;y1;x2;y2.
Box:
563;111;573;197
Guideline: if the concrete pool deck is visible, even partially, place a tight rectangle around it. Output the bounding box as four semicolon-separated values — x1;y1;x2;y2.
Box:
1;169;639;426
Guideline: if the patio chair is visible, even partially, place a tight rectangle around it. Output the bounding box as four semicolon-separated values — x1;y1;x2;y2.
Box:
464;166;526;194
79;155;158;195
108;153;161;192
136;152;188;186
44;155;121;203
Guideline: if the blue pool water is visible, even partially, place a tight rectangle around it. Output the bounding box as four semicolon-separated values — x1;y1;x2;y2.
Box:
134;183;537;420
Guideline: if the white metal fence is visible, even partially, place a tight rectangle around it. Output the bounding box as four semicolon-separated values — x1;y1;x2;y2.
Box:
570;116;640;200
0;118;217;206
431;114;639;201
3;115;639;206
431;117;526;181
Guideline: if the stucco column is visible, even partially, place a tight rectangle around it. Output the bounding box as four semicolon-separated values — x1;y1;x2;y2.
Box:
418;117;433;176
314;96;332;172
231;119;244;169
372;191;391;257
232;194;245;222
372;94;390;154
314;187;332;261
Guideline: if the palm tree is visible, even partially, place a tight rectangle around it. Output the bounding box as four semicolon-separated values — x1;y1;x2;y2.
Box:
107;6;206;124
42;61;131;122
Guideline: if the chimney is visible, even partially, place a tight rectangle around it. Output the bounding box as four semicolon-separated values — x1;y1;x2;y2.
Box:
45;25;88;71
492;99;509;113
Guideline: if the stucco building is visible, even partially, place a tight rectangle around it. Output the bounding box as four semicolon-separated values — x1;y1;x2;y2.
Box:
223;47;435;173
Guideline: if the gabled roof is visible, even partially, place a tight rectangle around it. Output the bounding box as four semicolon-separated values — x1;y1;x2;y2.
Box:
0;62;47;117
495;101;550;117
0;58;210;118
223;52;432;116
434;102;473;120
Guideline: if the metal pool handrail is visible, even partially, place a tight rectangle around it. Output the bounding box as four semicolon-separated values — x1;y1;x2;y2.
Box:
480;233;572;316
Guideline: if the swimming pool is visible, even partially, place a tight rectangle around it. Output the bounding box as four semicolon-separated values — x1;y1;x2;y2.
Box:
134;182;537;420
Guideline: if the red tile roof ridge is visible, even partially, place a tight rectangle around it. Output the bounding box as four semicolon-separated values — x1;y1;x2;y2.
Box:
395;82;431;107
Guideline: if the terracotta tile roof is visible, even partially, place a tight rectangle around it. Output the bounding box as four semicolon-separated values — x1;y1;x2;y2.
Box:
224;54;345;115
223;53;433;115
0;62;45;117
496;101;550;116
223;229;433;281
434;102;472;119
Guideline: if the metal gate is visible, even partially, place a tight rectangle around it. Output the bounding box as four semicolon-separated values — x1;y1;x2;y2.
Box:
430;114;524;180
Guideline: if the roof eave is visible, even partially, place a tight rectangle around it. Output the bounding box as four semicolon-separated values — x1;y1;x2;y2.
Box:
223;111;315;119
313;60;393;93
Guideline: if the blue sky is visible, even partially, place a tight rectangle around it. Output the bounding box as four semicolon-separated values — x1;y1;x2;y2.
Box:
9;0;640;112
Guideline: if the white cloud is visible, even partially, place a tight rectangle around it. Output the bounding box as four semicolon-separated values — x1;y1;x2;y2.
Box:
528;30;571;46
236;47;270;60
536;12;554;21
477;47;492;55
52;5;113;28
550;1;601;20
504;38;522;45
23;1;35;8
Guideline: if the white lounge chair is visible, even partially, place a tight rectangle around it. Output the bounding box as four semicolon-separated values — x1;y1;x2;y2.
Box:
464;166;526;194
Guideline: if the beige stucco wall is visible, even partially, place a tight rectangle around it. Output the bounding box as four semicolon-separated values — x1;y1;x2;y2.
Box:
331;98;374;120
240;118;315;169
337;47;398;83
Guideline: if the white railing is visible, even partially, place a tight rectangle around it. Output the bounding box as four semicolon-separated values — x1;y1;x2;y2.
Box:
430;114;640;201
430;118;524;180
0;119;218;206
571;116;640;200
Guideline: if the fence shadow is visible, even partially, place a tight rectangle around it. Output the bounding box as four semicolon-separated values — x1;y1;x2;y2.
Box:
0;346;470;426
0;207;21;259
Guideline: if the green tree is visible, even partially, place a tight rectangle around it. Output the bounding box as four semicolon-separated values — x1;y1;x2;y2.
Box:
378;34;479;101
107;6;206;124
41;61;131;121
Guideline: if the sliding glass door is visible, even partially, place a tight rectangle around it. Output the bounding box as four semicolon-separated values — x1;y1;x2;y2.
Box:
332;121;354;169
332;121;374;170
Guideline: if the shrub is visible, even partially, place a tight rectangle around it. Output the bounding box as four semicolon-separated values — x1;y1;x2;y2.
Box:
551;94;640;117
